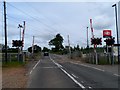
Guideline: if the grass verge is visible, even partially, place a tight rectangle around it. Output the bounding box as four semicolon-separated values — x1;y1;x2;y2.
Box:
2;61;26;68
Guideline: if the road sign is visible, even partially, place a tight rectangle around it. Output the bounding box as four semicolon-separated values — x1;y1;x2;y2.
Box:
103;30;112;38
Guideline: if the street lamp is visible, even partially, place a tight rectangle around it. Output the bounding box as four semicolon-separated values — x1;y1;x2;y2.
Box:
112;4;120;64
18;24;23;55
18;24;23;41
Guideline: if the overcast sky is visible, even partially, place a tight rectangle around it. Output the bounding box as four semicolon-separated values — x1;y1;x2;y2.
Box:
0;0;120;50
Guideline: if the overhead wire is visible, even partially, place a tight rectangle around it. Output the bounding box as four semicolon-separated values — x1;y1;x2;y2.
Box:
25;3;68;34
6;2;87;47
7;2;59;34
26;4;87;46
7;14;53;37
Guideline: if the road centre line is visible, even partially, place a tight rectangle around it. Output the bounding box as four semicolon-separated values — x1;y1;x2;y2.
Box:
88;86;92;89
50;58;85;89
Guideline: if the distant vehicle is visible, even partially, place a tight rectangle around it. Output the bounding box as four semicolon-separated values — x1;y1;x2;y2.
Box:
44;52;49;56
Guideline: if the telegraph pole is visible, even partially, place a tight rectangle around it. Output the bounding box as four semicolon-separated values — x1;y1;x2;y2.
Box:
68;35;71;58
4;1;7;63
32;36;35;55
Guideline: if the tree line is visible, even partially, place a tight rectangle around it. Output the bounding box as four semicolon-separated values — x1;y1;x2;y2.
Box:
1;33;105;54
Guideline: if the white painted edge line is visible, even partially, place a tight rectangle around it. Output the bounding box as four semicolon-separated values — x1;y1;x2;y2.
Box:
50;58;85;89
70;62;105;72
33;60;40;70
29;60;40;75
114;74;120;77
30;70;33;75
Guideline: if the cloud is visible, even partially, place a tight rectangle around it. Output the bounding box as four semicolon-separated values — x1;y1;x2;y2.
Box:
34;32;55;42
93;14;113;30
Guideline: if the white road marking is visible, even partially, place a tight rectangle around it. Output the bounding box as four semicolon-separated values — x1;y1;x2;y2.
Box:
72;74;79;78
41;67;58;69
30;70;33;75
88;86;92;89
114;74;120;77
70;62;105;72
92;67;105;72
33;60;40;70
60;68;85;89
29;60;40;75
50;58;85;89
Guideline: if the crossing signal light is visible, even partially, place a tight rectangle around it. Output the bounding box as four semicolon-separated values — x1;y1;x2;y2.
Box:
91;38;95;45
104;37;115;46
96;38;102;45
91;38;102;45
12;40;23;47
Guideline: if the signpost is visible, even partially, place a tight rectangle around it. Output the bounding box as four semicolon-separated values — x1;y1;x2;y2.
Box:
103;30;112;38
103;30;115;64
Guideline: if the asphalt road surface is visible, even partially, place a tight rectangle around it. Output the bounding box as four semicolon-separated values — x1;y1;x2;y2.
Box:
28;55;119;89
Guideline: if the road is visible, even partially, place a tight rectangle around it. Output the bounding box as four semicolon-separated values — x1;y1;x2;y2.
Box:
28;55;119;89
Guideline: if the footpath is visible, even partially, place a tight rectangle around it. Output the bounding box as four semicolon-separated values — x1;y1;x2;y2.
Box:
2;59;39;88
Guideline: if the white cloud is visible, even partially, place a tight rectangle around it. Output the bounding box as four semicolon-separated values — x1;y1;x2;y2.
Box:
93;14;114;30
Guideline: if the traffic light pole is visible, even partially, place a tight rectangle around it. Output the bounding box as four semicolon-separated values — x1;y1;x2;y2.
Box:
111;45;114;65
94;44;98;65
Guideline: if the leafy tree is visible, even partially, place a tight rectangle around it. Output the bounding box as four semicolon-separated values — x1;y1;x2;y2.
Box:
73;45;80;51
76;45;80;51
49;34;64;52
28;45;41;53
42;47;50;52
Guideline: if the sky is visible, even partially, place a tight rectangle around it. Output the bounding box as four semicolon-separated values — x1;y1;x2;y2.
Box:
0;0;120;50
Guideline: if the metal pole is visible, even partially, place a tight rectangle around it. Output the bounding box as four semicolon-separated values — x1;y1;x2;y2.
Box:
112;4;120;64
21;21;25;52
19;27;21;41
4;1;7;63
87;27;89;48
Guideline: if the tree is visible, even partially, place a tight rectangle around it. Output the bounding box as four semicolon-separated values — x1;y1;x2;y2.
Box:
76;45;80;51
42;47;50;52
28;45;41;53
49;34;64;52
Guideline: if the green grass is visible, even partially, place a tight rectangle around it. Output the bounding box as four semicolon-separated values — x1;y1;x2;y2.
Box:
2;61;26;68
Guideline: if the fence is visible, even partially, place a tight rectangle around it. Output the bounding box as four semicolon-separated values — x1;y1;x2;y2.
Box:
84;53;118;65
69;51;118;65
1;53;28;62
